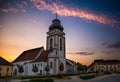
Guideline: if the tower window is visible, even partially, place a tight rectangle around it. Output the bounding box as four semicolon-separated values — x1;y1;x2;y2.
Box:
50;38;53;49
60;38;62;50
50;62;53;69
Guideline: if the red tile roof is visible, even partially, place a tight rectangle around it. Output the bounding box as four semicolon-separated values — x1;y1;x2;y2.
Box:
34;50;50;62
94;59;120;65
13;47;43;63
0;57;12;66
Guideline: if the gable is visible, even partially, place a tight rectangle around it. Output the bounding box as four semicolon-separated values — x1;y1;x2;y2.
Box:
13;47;44;63
0;57;12;66
34;50;51;62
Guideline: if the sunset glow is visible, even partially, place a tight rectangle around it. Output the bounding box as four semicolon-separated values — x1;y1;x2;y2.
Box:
0;0;120;66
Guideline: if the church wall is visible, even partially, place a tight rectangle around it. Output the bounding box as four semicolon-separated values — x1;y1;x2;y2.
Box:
12;61;31;76
27;62;47;76
48;58;54;75
55;59;59;74
13;61;47;76
59;58;66;73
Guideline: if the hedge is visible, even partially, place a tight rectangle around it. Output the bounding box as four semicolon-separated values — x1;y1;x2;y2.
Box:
80;74;95;80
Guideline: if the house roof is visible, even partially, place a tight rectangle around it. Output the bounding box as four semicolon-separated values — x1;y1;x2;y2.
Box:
94;59;120;65
66;59;75;66
0;56;12;66
33;50;50;62
13;47;43;63
66;59;77;64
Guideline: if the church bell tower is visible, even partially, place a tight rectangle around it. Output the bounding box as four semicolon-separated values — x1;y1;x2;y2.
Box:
46;15;66;58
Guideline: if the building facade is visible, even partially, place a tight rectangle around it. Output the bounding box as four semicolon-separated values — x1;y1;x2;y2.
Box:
12;17;75;76
88;59;120;73
0;57;12;77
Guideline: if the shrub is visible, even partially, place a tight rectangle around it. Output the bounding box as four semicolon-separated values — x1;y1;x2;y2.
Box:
104;71;112;74
29;79;44;82
80;74;95;80
28;79;54;82
44;79;54;82
56;74;63;78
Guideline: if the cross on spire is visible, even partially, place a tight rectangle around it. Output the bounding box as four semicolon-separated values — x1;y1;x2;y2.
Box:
56;13;58;19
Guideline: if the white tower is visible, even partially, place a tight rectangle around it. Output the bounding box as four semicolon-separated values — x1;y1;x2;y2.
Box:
46;15;66;74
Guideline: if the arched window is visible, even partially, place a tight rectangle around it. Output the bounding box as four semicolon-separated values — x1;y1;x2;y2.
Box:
50;38;53;49
60;38;62;50
14;69;17;76
50;62;53;69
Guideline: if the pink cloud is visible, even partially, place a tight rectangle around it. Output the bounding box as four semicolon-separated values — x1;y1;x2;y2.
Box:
17;1;28;13
0;8;18;13
31;0;119;26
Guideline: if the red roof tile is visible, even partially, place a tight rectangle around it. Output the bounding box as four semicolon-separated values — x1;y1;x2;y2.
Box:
94;59;120;65
0;57;12;66
13;47;43;63
34;50;50;62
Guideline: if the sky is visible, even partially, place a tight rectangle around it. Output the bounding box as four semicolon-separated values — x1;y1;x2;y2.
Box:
0;0;120;66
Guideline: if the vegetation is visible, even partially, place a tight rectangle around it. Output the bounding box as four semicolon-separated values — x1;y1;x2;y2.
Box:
59;63;64;73
22;78;54;82
80;74;95;80
18;65;24;75
77;63;86;72
32;64;38;74
56;74;63;78
45;64;50;75
104;71;112;74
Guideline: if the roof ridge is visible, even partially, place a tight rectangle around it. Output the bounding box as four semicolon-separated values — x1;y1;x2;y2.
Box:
12;46;44;63
24;46;44;52
0;56;12;65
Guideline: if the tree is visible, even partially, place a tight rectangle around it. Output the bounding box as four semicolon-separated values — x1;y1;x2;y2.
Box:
18;65;24;75
77;63;84;73
45;64;50;76
32;64;38;75
83;65;88;72
59;63;64;73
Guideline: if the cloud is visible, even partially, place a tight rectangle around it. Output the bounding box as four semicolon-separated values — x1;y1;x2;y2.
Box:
0;1;28;13
107;41;120;48
67;51;94;56
17;1;28;13
101;41;109;46
0;8;18;13
75;52;94;55
102;50;120;56
31;0;119;27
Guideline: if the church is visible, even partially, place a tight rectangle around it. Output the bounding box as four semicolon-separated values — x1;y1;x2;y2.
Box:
12;16;77;76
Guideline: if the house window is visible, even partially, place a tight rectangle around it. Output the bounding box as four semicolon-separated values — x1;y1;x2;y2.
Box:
50;38;53;49
56;51;57;55
60;38;62;51
50;62;53;69
41;63;42;66
14;69;17;76
0;67;2;71
6;67;9;72
40;70;42;75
